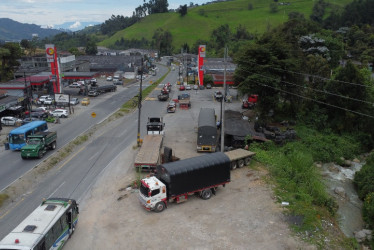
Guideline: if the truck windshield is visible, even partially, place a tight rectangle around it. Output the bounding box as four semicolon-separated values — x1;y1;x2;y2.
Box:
147;125;162;132
27;139;40;145
140;183;150;197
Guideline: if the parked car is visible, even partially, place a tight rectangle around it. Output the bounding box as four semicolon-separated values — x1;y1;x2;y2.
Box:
69;82;81;88
37;95;51;104
114;80;123;85
91;78;97;84
107;76;113;81
21;117;40;125
186;85;191;90
206;84;212;89
179;85;185;91
33;107;50;114
1;116;22;126
88;90;100;97
81;97;90;106
30;111;48;119
193;85;199;90
70;98;79;105
50;109;69;118
43;97;54;105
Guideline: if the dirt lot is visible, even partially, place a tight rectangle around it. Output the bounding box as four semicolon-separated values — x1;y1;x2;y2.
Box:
66;85;315;250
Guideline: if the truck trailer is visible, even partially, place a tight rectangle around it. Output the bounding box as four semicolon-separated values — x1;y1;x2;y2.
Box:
197;108;217;152
134;117;165;171
139;152;231;212
134;135;163;171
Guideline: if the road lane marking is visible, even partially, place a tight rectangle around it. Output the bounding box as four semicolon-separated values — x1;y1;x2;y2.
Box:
0;197;25;220
58;146;86;170
48;181;65;198
88;151;100;161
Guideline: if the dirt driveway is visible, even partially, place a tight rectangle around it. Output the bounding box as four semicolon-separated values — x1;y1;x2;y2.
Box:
66;85;315;250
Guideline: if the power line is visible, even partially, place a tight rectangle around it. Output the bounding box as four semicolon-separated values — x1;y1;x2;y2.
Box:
247;78;374;119
235;59;373;89
243;70;374;106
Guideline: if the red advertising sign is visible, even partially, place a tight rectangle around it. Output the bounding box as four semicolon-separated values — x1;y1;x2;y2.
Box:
198;45;206;86
45;44;55;63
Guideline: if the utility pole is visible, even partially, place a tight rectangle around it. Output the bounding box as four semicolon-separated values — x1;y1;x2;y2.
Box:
137;58;144;147
220;46;227;152
24;72;31;118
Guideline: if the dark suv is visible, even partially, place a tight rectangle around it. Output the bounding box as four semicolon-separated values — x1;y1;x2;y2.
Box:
30;111;48;119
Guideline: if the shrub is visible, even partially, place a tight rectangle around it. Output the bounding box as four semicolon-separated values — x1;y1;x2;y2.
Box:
363;192;374;229
354;153;374;200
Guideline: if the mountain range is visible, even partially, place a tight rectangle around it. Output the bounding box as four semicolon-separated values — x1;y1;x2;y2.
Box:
0;18;101;42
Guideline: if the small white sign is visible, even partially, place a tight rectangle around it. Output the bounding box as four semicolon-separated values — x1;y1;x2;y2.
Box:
55;93;69;103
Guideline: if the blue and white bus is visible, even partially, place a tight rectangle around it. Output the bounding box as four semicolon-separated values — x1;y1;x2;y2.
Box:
8;121;48;150
0;198;79;250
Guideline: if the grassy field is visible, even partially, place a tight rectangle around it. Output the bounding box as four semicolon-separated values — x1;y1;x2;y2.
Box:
99;0;352;51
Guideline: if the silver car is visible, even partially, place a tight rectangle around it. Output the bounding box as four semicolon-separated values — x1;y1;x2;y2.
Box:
1;116;22;126
70;98;79;105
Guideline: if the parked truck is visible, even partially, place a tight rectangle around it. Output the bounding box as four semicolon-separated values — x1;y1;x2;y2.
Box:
134;135;163;171
178;93;191;109
21;131;57;159
146;117;165;135
139;148;255;212
139;152;231;212
134;117;165;171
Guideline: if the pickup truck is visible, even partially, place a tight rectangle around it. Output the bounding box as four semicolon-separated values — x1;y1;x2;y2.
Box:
21;132;57;159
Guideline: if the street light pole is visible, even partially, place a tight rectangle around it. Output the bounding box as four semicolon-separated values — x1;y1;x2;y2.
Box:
24;72;31;118
220;46;227;152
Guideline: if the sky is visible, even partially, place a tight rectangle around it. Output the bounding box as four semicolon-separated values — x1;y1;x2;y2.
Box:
0;0;209;30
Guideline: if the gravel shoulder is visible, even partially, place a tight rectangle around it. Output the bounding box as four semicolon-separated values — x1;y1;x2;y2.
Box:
66;85;315;250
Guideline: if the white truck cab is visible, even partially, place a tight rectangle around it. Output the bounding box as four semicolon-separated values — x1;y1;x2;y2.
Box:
139;176;167;212
146;117;165;135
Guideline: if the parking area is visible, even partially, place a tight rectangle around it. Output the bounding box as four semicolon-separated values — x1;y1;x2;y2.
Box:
66;83;313;249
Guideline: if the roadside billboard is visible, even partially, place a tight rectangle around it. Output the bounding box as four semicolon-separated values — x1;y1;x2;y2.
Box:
55;93;69;104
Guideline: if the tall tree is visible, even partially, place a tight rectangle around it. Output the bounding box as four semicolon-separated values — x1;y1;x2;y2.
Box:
85;40;98;55
178;4;188;16
152;28;173;56
0;43;22;81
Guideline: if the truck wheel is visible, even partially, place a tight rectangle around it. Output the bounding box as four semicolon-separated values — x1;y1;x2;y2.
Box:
230;161;237;170
154;202;166;212
200;189;212;200
244;157;251;166
50;142;56;150
38;151;44;159
21;155;26;160
238;159;245;168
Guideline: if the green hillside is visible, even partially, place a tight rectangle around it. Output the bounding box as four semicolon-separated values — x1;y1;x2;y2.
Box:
99;0;352;51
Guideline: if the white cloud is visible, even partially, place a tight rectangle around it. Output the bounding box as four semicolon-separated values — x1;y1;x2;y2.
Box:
69;21;81;29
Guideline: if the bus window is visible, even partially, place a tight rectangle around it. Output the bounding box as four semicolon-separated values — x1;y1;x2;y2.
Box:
35;238;46;250
26;130;33;138
9;134;25;144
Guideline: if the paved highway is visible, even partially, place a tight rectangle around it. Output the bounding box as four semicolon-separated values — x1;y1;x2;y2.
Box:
0;64;169;191
0;63;178;239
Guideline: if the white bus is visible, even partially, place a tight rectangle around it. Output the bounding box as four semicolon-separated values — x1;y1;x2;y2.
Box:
0;198;79;250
